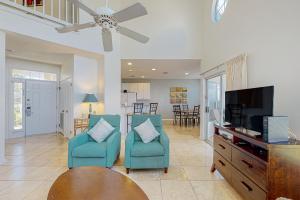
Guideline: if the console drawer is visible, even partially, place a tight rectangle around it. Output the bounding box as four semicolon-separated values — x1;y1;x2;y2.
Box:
231;167;267;200
213;151;231;182
232;147;267;191
214;135;231;161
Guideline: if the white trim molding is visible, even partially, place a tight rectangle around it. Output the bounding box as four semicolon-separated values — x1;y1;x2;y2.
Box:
0;31;6;163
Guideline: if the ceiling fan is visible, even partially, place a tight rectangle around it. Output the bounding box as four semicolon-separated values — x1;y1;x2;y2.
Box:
55;0;149;52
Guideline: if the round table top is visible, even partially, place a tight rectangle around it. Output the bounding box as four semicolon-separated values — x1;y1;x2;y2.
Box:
47;167;149;200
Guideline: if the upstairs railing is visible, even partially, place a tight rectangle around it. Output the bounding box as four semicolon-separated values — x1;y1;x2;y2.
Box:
0;0;79;25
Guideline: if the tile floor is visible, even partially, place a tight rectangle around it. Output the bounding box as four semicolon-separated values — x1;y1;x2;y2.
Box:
0;123;243;200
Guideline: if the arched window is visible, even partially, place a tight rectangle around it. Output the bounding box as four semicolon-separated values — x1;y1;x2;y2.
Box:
212;0;229;23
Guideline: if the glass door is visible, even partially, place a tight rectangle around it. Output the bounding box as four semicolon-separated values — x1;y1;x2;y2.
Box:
9;79;26;136
205;74;226;144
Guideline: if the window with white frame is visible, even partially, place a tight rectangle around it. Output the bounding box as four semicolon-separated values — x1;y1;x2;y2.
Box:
212;0;229;23
12;69;57;81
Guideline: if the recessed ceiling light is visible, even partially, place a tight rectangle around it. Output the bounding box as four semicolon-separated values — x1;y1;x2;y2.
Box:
141;75;145;78
128;69;133;72
128;62;132;66
152;68;157;71
185;73;189;75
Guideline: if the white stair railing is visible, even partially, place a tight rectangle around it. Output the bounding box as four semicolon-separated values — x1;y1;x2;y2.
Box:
0;0;79;25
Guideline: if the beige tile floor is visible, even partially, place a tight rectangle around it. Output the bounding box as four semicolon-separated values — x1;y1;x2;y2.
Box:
0;123;243;200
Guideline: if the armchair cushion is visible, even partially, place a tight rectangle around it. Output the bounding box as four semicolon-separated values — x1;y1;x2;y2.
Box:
87;118;114;143
131;141;164;157
72;142;106;158
134;118;160;143
132;115;162;142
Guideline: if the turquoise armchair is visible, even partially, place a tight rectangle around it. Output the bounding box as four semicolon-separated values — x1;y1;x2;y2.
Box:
124;115;169;174
68;115;121;168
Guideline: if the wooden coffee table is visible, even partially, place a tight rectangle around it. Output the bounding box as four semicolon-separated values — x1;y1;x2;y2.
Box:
48;167;149;200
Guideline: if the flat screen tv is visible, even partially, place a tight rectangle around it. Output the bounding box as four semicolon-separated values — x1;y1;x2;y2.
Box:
225;86;274;135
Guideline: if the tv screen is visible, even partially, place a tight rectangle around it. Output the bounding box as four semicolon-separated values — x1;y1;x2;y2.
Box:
225;86;274;134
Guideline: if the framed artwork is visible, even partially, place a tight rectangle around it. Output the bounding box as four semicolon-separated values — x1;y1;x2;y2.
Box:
170;87;188;104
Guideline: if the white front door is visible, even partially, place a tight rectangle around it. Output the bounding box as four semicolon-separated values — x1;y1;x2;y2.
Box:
25;80;57;136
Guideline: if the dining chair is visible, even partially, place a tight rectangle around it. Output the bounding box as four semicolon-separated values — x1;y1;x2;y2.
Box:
181;104;189;126
133;103;144;114
173;105;183;126
187;105;200;127
149;103;158;114
182;104;189;112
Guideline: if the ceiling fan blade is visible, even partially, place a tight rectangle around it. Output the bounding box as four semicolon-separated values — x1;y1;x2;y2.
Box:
117;26;149;43
102;29;113;52
56;22;96;33
112;3;147;23
69;0;98;16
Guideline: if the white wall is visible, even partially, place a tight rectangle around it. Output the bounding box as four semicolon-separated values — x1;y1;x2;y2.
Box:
119;0;203;59
6;57;61;75
0;31;5;163
202;0;300;137
60;55;74;81
123;79;201;119
103;34;121;115
73;55;103;118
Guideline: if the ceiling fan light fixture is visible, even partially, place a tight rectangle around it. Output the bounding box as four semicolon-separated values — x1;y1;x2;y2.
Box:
96;7;114;15
56;0;149;52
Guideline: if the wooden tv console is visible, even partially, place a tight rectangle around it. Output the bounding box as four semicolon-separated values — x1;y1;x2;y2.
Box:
211;125;300;200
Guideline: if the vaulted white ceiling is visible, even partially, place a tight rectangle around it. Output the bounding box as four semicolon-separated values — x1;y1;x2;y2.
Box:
5;0;204;80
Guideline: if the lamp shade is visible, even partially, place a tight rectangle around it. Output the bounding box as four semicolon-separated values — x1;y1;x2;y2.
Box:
82;93;98;103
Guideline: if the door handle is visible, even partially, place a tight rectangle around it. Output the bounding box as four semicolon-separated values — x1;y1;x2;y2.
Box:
26;107;31;116
205;106;209;113
218;160;225;166
241;181;253;192
241;160;253;168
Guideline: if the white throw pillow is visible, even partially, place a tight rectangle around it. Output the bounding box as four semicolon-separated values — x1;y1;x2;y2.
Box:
134;118;160;143
87;118;115;143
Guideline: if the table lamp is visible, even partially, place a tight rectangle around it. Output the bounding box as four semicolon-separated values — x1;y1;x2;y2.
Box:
82;93;98;118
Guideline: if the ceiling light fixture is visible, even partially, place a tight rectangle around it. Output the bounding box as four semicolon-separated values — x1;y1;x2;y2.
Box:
128;69;133;72
152;68;157;71
128;62;133;66
185;73;189;75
